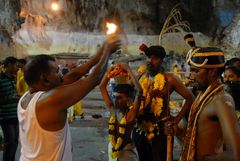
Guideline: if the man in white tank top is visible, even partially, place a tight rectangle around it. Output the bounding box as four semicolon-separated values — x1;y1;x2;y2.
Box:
17;38;121;161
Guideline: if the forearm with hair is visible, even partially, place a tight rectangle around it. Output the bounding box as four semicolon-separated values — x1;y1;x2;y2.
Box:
126;95;142;123
126;79;142;123
90;46;110;84
99;73;113;108
128;69;142;94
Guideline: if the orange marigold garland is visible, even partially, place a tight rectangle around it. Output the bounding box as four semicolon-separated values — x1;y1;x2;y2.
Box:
107;65;128;78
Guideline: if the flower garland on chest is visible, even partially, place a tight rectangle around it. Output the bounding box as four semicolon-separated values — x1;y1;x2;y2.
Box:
108;115;127;159
138;72;166;141
139;72;166;116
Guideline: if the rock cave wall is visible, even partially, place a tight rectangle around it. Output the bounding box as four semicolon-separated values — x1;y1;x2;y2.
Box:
0;0;239;59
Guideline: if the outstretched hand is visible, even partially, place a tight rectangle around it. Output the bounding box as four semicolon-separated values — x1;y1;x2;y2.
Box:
104;36;121;54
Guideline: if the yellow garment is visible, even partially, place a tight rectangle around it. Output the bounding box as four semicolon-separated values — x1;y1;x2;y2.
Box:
137;65;147;75
173;66;179;76
67;106;74;122
0;65;5;73
16;69;28;96
236;111;240;121
73;100;83;115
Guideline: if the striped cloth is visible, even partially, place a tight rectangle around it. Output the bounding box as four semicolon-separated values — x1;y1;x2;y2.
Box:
0;73;19;121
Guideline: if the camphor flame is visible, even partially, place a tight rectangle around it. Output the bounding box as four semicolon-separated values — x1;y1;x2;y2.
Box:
51;2;60;11
106;22;117;35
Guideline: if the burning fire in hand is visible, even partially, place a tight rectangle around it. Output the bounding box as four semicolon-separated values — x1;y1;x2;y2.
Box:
51;2;60;11
106;22;117;35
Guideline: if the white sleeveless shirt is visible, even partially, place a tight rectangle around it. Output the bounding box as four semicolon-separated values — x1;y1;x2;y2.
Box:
18;91;72;161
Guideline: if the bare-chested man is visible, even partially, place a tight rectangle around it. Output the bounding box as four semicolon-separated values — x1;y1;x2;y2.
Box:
133;44;194;161
17;39;121;161
180;47;240;161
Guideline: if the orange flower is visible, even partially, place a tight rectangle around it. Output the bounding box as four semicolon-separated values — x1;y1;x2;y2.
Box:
108;65;127;78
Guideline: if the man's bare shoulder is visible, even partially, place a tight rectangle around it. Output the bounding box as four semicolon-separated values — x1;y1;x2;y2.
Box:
163;72;174;78
163;72;179;82
210;91;235;111
215;91;234;106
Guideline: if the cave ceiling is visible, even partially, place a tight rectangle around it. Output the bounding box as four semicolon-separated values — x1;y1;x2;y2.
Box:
0;0;239;58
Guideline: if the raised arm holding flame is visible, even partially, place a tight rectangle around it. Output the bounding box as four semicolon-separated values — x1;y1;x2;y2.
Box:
105;22;129;55
105;22;121;49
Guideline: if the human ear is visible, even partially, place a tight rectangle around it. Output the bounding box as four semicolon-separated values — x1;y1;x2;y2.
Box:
127;98;133;107
40;74;49;84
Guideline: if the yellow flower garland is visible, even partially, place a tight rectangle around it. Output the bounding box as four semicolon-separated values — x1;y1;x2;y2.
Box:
139;73;166;141
108;115;127;159
139;73;166;116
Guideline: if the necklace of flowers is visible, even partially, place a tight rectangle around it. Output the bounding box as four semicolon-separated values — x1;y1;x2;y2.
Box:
139;72;166;116
139;72;166;141
108;115;127;159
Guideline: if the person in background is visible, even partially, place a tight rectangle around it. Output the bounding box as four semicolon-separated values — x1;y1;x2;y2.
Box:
100;63;142;161
183;33;198;87
0;61;5;73
223;66;240;82
223;66;240;120
0;61;5;149
16;58;28;96
179;63;187;83
173;64;179;77
225;57;240;68
0;56;19;161
109;61;117;100
73;100;84;119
